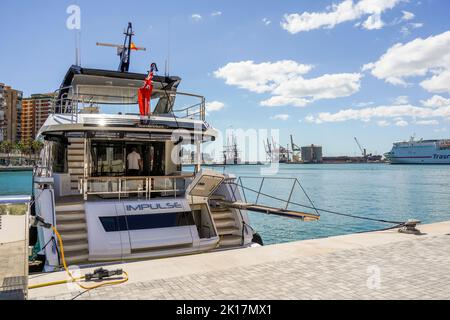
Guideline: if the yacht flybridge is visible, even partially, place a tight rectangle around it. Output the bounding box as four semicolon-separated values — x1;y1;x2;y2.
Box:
32;23;319;272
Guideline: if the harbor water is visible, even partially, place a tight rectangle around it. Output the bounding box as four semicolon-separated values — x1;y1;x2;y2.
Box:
1;164;449;245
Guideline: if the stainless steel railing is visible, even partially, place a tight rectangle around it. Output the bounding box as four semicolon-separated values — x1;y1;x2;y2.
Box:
78;174;195;200
50;87;206;122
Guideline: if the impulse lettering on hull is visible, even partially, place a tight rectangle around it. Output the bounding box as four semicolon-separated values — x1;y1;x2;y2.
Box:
126;202;183;211
123;199;190;214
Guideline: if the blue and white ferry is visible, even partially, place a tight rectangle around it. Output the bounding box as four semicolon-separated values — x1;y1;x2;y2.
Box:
385;137;450;164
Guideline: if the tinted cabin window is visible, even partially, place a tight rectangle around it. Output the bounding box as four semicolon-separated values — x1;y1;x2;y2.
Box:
99;212;195;232
92;142;125;177
52;141;67;173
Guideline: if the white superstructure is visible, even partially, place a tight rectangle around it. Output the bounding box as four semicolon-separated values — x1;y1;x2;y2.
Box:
31;65;258;272
385;137;450;164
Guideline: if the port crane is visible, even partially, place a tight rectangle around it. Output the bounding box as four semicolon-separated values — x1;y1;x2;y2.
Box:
96;22;146;72
353;137;383;162
354;137;367;158
290;135;302;163
264;138;290;163
290;135;301;152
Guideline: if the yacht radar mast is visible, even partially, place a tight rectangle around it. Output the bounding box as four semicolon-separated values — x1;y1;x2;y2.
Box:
96;22;146;72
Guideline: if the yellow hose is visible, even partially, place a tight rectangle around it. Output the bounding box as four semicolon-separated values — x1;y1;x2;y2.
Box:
29;226;128;290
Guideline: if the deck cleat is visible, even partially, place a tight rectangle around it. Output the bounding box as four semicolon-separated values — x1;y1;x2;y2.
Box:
398;219;422;235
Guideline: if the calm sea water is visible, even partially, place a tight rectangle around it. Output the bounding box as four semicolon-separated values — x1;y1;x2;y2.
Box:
208;163;450;244
1;164;449;245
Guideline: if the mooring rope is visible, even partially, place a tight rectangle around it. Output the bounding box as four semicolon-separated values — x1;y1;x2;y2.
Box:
227;181;405;226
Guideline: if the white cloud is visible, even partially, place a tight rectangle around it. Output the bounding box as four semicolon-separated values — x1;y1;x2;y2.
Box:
271;114;290;121
401;11;415;21
395;119;408;127
415;120;439;125
261;96;310;107
400;22;424;36
214;60;361;107
281;0;400;34
362;13;384;30
393;95;409;105
421;70;450;93
262;18;271;26
211;11;222;17
214;60;312;94
205;101;225;113
410;22;423;29
191;14;202;22
304;104;450;124
305;115;316;123
377;120;390;127
421;95;450;108
263;73;362;107
363;30;450;93
354;101;374;107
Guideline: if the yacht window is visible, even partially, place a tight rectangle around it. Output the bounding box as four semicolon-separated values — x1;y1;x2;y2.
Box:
145;142;165;176
99;212;195;232
90;141;166;177
51;141;67;173
91;142;124;177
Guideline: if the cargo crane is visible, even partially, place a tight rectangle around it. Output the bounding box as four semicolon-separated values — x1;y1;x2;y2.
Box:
354;137;367;158
290;135;301;163
354;137;383;162
263;138;273;162
264;138;289;163
96;22;146;72
290;135;301;152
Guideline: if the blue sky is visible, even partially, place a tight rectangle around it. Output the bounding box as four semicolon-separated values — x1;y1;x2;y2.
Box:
1;0;449;156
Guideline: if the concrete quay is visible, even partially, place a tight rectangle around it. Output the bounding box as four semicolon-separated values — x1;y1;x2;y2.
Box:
29;221;450;300
0;215;29;300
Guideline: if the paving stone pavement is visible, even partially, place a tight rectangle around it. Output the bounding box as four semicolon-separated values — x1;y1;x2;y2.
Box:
0;241;27;300
36;234;450;300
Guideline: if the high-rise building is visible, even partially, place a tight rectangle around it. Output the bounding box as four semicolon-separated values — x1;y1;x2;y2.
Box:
0;83;23;142
21;93;54;143
21;98;35;143
0;84;5;141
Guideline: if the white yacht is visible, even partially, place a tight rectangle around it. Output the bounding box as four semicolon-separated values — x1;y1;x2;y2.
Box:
385;137;450;164
30;24;320;272
30;29;267;272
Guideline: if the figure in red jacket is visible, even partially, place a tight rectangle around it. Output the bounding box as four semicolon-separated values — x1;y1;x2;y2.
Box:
138;63;158;116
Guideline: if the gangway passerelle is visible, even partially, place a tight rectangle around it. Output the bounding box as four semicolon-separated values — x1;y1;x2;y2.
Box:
214;176;321;222
215;200;320;221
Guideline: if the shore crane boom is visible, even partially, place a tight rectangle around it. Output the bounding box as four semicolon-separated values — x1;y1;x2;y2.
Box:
354;137;367;157
290;135;301;152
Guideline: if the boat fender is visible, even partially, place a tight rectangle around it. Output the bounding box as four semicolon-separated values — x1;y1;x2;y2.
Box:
252;232;264;246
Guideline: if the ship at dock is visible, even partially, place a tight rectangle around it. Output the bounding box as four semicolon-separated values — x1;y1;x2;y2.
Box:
30;23;318;272
385;137;450;164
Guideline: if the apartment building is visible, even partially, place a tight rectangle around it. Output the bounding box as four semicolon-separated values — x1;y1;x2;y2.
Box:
0;83;23;142
21;94;54;142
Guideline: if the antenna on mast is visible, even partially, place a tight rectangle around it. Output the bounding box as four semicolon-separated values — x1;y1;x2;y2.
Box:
96;22;147;72
166;19;171;77
75;30;81;66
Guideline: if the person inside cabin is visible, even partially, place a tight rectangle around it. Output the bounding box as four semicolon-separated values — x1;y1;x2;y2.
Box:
127;148;142;176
